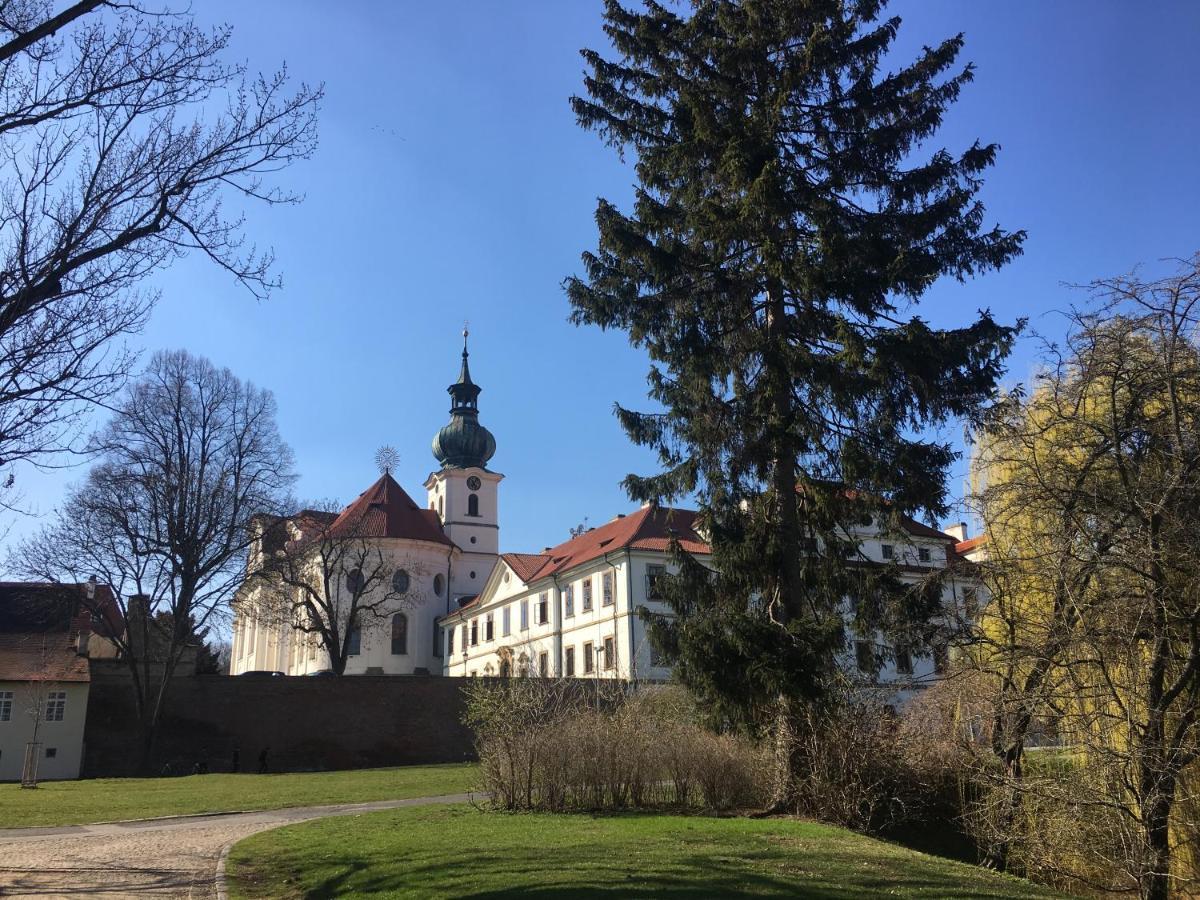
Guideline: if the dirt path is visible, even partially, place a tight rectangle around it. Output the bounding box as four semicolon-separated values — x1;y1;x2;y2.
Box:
0;792;473;899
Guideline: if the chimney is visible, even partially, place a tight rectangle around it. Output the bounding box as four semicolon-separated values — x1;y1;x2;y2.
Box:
943;522;969;542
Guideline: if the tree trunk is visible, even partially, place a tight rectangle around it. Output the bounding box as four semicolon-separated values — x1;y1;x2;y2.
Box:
1142;786;1173;900
982;736;1024;871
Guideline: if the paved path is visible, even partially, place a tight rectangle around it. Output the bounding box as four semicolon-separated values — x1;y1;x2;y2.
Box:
0;792;473;899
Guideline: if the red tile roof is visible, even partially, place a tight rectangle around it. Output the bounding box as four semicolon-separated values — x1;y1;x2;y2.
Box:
504;506;708;585
501;552;553;583
955;534;988;555
0;633;90;682
326;474;454;547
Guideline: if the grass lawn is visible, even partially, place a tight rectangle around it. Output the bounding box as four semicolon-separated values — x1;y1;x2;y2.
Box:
228;805;1064;899
0;763;478;828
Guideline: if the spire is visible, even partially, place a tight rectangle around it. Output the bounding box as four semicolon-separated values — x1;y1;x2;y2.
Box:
448;324;481;412
457;325;474;387
433;328;495;469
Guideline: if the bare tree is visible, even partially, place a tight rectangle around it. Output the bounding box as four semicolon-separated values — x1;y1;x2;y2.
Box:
969;255;1200;899
10;348;296;771
244;500;427;675
0;1;320;499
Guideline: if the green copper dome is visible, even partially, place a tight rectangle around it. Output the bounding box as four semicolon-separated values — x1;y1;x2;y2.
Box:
432;331;496;470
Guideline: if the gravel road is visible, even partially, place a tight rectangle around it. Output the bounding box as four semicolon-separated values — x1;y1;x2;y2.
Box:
0;792;472;899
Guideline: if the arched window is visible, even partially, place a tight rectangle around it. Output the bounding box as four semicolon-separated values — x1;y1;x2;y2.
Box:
345;568;364;594
433;573;444;596
391;613;408;655
468;493;479;517
392;569;410;593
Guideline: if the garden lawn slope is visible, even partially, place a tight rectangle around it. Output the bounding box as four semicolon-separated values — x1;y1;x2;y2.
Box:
228;804;1064;899
0;764;477;828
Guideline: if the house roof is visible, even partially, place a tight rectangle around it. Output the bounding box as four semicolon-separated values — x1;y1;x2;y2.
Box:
326;474;454;547
0;632;90;682
501;506;707;586
901;516;959;543
0;582;121;638
501;552;554;583
955;534;988;555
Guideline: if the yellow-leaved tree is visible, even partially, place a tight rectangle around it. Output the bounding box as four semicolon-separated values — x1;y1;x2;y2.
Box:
967;256;1200;900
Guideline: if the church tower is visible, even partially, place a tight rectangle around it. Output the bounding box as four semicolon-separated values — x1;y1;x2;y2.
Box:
425;330;502;602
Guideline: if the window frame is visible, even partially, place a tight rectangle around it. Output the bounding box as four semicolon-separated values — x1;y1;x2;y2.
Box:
485;613;494;642
646;565;665;601
501;605;511;636
45;690;67;722
563;583;574;618
565;646;575;677
0;690;12;722
855;639;874;673
537;592;549;625
538;651;549;678
602;636;615;671
391;568;410;594
583;641;594;674
520;598;529;631
602;571;614;607
581;577;593;611
390;613;408;656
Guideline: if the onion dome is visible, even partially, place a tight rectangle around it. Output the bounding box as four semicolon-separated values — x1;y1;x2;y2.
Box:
432;329;496;469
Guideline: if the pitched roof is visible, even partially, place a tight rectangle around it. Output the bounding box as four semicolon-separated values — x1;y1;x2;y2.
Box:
0;582;121;638
505;505;708;584
326;474;454;547
900;516;958;543
0;633;90;682
501;552;553;583
955;534;988;555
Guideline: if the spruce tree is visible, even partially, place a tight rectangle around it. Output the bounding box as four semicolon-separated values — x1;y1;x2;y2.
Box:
566;0;1024;806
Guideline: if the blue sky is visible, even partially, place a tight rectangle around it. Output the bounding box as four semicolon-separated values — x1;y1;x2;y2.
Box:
5;0;1200;556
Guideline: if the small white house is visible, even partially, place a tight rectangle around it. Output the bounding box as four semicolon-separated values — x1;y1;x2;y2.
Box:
0;582;121;781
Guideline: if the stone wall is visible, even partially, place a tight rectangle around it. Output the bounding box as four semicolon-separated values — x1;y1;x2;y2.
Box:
82;669;478;777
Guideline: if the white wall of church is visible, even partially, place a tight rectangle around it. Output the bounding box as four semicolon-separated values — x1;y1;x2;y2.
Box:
231;537;455;677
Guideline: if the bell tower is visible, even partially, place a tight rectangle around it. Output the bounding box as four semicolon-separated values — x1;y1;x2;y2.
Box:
425;329;502;601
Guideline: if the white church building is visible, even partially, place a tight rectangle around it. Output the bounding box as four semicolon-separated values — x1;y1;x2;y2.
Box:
231;334;983;689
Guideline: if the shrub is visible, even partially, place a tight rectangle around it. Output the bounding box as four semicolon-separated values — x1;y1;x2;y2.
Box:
464;679;764;813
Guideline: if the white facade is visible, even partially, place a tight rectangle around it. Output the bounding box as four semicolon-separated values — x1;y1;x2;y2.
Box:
440;507;982;697
424;465;502;603
443;547;676;681
0;680;90;781
231;532;459;677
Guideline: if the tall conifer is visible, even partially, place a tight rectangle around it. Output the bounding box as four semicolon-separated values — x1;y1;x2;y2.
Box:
567;0;1024;805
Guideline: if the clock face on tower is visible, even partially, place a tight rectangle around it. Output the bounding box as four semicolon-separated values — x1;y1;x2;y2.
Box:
467;476;481;490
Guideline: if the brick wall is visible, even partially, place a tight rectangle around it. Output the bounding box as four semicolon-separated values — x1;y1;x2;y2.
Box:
82;670;479;777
